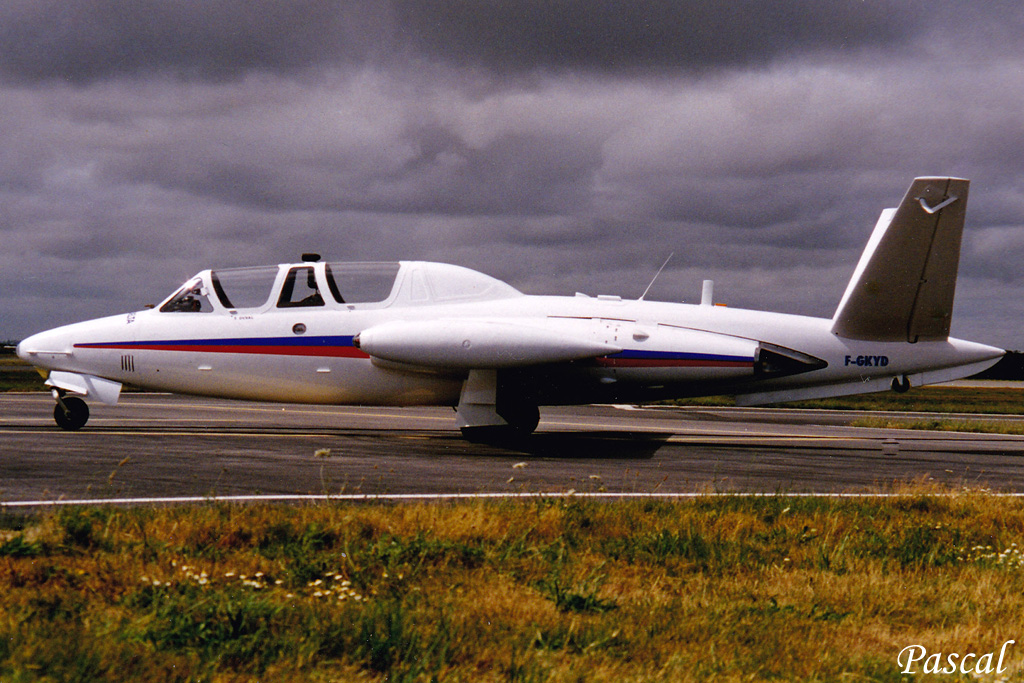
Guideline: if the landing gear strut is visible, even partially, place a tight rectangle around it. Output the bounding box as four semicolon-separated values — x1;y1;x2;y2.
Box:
461;401;541;442
456;369;539;443
53;390;90;431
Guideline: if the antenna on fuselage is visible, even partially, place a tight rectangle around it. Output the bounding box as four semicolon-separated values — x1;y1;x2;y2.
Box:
638;253;674;301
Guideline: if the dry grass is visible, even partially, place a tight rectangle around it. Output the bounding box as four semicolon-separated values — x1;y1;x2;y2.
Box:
669;385;1024;415
850;415;1024;435
3;492;1024;681
780;385;1024;415
0;356;45;392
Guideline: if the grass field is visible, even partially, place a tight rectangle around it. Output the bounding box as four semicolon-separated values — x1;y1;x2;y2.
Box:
0;356;45;392
6;350;1024;679
671;385;1024;415
781;385;1024;414
849;415;1024;435
3;492;1024;681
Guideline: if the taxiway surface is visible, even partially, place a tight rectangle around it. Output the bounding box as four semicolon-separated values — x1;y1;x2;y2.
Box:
3;393;1024;503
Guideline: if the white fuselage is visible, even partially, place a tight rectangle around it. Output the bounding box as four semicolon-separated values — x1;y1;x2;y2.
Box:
17;259;1003;409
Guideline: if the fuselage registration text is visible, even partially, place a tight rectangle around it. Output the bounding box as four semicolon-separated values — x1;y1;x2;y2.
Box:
844;355;889;367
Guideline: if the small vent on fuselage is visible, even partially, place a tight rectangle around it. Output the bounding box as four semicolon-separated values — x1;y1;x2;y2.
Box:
121;355;135;372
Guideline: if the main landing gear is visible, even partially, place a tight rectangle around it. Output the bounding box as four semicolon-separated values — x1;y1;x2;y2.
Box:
52;390;90;431
461;402;540;443
456;369;539;443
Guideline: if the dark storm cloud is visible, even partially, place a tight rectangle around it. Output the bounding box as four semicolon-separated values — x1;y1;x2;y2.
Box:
100;111;603;216
396;0;922;74
382;127;604;216
0;0;390;83
0;0;935;84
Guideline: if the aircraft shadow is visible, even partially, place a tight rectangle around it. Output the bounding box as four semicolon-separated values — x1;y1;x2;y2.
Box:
464;430;670;460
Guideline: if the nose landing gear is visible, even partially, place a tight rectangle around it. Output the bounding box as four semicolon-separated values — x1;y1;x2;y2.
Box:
52;390;90;430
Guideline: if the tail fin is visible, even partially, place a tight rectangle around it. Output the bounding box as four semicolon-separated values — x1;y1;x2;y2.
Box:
831;177;969;342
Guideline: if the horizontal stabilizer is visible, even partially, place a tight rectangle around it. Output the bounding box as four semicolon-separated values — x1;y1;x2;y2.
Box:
354;319;621;368
832;177;969;342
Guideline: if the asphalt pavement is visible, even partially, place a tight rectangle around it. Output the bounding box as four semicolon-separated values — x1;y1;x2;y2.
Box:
3;393;1024;504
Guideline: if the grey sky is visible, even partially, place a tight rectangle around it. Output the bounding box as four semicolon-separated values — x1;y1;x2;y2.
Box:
3;1;1024;348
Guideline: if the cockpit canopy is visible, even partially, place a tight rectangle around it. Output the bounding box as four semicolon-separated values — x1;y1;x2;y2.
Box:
158;261;521;313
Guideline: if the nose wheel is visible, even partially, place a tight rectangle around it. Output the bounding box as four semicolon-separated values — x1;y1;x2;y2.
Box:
53;393;90;431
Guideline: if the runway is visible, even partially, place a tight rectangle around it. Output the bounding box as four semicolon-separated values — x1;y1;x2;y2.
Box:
3;393;1024;504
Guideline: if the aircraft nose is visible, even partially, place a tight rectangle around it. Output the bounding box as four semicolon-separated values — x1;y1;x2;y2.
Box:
15;334;40;361
16;328;71;363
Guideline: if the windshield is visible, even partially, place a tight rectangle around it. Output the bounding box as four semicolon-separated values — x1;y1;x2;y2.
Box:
159;277;213;313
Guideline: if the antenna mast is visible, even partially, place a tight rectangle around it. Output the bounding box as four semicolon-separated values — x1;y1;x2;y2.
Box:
639;253;674;301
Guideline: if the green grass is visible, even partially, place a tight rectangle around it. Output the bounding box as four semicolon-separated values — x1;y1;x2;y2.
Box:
780;385;1024;414
669;385;1024;415
850;416;1024;435
670;385;1024;435
3;493;1024;681
0;357;46;392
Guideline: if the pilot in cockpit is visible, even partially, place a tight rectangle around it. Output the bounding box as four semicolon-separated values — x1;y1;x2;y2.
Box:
278;266;324;307
300;268;324;306
160;282;208;312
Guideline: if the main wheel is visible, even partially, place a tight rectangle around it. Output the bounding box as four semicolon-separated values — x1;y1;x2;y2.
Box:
54;396;89;431
461;403;540;444
498;401;540;436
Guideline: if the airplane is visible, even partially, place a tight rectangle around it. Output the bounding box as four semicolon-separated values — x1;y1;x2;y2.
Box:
17;177;1004;440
